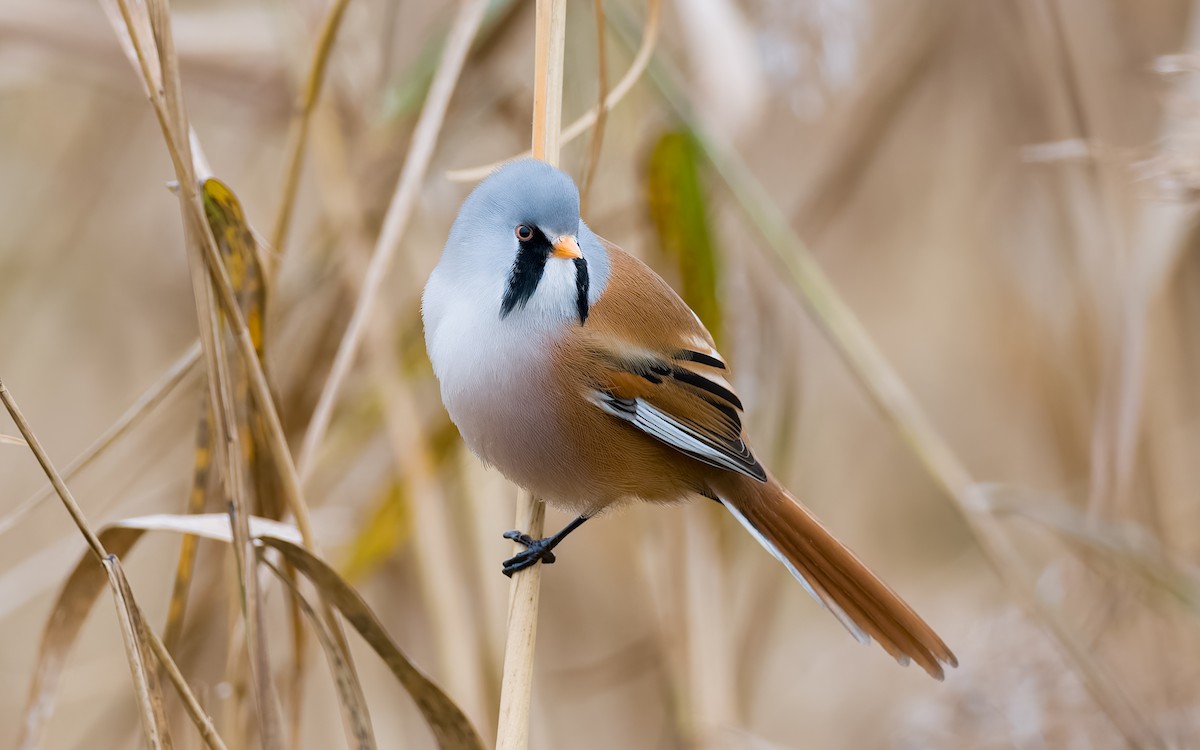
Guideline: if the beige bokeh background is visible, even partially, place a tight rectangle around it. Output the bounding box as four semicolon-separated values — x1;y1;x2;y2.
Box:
2;0;1199;748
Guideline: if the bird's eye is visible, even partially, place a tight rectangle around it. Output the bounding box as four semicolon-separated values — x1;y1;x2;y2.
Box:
515;224;534;241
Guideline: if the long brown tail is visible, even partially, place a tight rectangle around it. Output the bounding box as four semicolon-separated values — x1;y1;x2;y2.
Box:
717;477;957;680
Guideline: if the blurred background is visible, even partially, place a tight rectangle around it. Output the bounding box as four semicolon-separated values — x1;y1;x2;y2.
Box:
2;0;1199;747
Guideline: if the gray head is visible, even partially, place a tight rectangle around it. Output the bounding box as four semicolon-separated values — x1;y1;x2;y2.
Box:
428;159;611;330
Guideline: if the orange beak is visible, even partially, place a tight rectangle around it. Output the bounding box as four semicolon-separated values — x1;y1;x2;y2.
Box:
551;235;583;260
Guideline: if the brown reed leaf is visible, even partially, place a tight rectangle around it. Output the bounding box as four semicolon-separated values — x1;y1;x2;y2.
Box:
164;177;273;651
258;534;486;750
104;555;174;750
18;514;482;750
260;557;376;750
17;525;146;750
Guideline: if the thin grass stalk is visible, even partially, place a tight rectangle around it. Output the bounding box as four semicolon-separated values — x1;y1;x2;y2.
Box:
530;0;567;163
447;0;660;183
495;2;566;749
259;557;376;750
295;0;490;479
0;341;200;538
111;53;332;750
105;3;314;744
0;379;108;561
143;621;232;750
269;0;354;261
105;556;172;750
209;273;285;747
578;0;608;215
2;379;230;749
182;147;278;743
109;0;319;554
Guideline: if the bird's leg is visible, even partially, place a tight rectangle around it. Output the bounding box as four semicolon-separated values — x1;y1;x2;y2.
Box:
501;514;590;577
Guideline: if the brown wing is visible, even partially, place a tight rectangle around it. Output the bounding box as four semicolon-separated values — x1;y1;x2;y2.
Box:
578;243;766;482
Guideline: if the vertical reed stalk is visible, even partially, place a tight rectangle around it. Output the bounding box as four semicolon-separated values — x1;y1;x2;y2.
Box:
495;3;566;748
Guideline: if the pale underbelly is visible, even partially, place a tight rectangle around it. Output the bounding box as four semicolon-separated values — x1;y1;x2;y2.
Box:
448;382;613;512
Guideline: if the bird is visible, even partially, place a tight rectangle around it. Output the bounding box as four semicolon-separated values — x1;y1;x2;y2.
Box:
422;158;957;679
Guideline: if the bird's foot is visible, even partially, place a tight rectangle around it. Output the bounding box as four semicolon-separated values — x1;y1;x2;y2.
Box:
501;530;557;577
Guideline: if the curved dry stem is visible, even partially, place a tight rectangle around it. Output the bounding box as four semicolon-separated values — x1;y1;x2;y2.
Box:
0;380;109;562
0;342;200;539
445;0;660;183
3;381;229;750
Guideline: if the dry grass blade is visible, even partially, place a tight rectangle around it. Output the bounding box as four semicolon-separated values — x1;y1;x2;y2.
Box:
219;353;284;750
165;178;272;651
260;557;377;750
16;526;140;749
270;0;353;259
96;2;355;742
0;379;212;749
1;433;28;446
296;0;491;477
13;517;290;748
191;170;284;747
101;0;320;556
104;555;174;750
97;0;163;98
578;0;609;215
161;400;212;651
201;165;314;750
0;380;106;562
98;2;290;740
258;536;486;750
20;513;483;750
0;342;200;540
446;0;661;182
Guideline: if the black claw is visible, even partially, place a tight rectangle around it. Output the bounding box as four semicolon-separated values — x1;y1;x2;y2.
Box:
501;530;558;576
498;516;589;577
502;530;538;547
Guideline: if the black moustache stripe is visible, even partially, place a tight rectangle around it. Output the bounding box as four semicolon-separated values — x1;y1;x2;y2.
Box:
499;228;591;325
573;256;590;326
500;231;550;318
